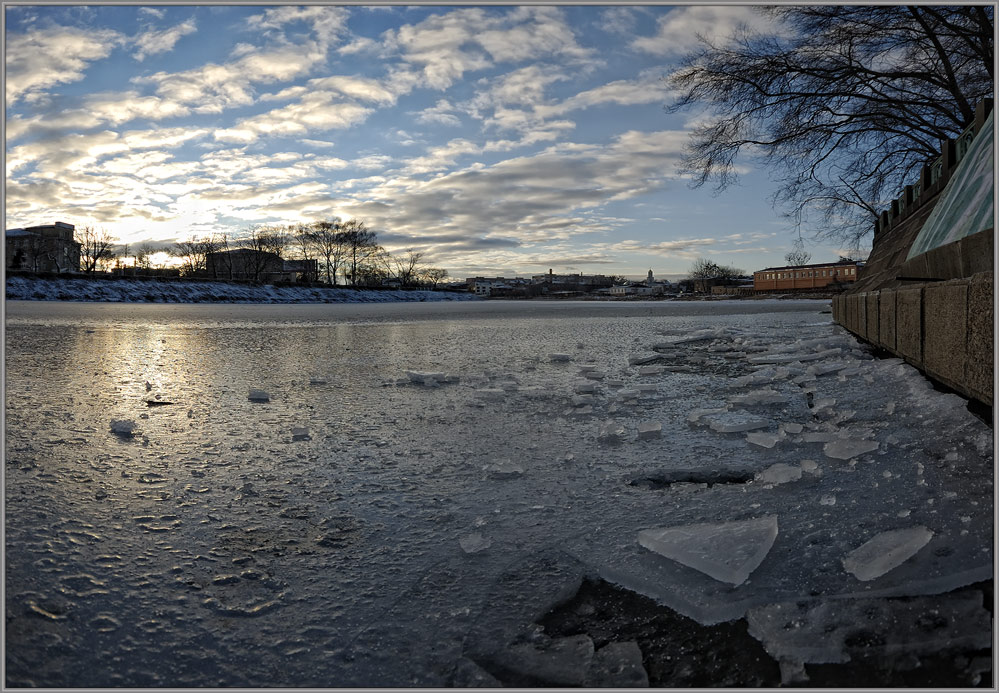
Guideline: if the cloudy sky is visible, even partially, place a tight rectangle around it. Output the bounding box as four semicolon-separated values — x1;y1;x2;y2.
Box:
5;4;866;279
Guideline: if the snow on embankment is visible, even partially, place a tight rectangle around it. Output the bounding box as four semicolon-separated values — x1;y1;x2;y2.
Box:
5;275;480;304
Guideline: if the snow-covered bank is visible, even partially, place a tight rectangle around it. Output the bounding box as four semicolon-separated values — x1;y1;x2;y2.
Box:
5;275;480;303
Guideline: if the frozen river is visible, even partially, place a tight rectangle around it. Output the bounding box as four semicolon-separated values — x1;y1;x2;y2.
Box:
5;299;993;686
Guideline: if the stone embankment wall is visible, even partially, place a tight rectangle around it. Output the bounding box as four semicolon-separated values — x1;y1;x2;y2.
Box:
832;271;993;406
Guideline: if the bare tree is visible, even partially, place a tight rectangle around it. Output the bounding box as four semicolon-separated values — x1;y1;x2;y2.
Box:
341;219;379;285
687;257;744;280
784;238;812;267
135;242;154;271
290;223;319;282
306;218;347;285
420;267;449;289
392;248;425;287
76;226;118;273
666;6;994;246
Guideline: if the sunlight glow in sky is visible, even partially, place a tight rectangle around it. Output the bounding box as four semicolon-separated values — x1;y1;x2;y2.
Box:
5;5;866;279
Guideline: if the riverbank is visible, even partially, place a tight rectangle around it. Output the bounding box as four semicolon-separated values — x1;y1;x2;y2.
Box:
5;274;479;304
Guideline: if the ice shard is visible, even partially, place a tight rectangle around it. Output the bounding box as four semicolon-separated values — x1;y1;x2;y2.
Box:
843;526;934;581
637;515;778;585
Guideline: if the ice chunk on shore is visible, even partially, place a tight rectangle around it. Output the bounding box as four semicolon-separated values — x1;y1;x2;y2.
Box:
757;463;801;485
823;438;879;460
459;532;492;554
248;389;270;402
637;366;662;376
598;421;626;443
637;515;778;585
746;431;781;448
729;388;789;406
110;419;137;438
842;526;934;581
406;370;446;385
704;411;770;433
628;353;661;366
291;427;311;441
484;460;524;480
549;353;572;362
637;421;662;440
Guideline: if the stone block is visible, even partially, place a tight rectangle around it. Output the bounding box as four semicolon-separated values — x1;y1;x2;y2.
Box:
923;281;968;389
960;229;994;278
856;293;868;340
895;287;923;367
866;292;879;345
965;272;993;406
878;290;897;352
923;241;963;281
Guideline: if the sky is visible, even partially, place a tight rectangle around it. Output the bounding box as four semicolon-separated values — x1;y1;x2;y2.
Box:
5;4;870;280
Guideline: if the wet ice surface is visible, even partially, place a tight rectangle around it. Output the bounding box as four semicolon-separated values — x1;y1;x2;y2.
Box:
5;299;993;687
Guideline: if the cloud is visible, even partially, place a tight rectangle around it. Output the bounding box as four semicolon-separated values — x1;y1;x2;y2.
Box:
416;100;462;127
245;5;349;44
632;6;776;56
382;6;592;91
341;128;688;247
6;25;123;104
213;98;374;143
598;7;639;36
133;19;197;61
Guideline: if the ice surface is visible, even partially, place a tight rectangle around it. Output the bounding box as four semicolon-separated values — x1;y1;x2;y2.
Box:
5;300;992;687
247;388;270;402
488;634;594;686
637;515;779;585
843;526;934;581
823;437;879;460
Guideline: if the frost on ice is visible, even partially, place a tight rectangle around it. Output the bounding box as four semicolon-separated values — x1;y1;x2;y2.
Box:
637;515;779;586
842;526;934;582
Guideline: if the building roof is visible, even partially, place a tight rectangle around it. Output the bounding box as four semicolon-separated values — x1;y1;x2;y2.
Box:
5;228;32;236
755;259;864;273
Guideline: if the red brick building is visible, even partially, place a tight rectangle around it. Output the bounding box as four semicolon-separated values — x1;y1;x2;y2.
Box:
753;260;864;292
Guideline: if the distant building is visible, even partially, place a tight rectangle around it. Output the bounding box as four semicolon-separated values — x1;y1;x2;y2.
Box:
753;259;864;292
205;249;317;283
530;269;613;292
5;222;81;273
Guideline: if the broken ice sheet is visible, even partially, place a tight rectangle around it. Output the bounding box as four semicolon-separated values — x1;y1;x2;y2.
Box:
842;526;934;582
637;421;661;440
823;437;879;460
756;463;801;485
637;515;778;586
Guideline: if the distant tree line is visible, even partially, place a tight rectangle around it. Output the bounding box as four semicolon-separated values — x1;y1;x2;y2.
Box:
71;219;449;289
172;218;449;288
